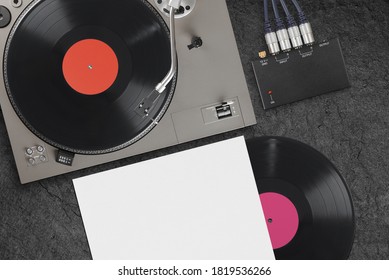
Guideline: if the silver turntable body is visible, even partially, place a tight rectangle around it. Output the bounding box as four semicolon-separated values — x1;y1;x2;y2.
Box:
0;0;256;184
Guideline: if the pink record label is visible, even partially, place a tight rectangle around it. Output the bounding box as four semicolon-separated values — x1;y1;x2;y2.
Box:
260;192;299;249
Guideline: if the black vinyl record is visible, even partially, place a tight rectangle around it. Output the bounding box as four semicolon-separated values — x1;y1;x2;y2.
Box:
4;0;176;154
246;137;355;260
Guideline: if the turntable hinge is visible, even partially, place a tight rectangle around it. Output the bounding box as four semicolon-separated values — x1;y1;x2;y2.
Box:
135;89;162;117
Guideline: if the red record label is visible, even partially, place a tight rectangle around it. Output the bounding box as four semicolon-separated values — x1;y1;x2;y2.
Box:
62;39;119;95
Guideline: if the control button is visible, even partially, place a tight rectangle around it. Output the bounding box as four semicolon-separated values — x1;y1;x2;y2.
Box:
188;36;203;50
25;145;49;167
216;102;233;119
37;145;45;153
201;98;241;125
0;6;12;28
26;148;34;155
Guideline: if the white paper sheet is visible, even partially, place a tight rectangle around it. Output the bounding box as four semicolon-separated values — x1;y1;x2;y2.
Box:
73;137;275;260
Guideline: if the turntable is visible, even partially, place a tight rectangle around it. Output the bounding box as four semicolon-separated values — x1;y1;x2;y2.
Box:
0;0;256;183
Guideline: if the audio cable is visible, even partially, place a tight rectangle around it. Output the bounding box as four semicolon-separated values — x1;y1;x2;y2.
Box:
271;0;292;52
264;0;280;55
262;0;315;55
279;0;303;49
290;0;315;45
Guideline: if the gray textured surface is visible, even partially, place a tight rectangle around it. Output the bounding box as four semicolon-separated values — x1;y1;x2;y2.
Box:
0;0;388;259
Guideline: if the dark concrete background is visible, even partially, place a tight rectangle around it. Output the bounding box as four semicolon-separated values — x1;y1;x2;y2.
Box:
0;0;388;259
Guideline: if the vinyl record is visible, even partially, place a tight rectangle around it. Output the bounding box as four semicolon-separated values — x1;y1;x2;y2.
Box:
246;137;355;260
4;0;176;154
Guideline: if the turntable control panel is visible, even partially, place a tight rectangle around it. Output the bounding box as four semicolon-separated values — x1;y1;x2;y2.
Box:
202;98;240;124
216;102;234;120
25;145;48;167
